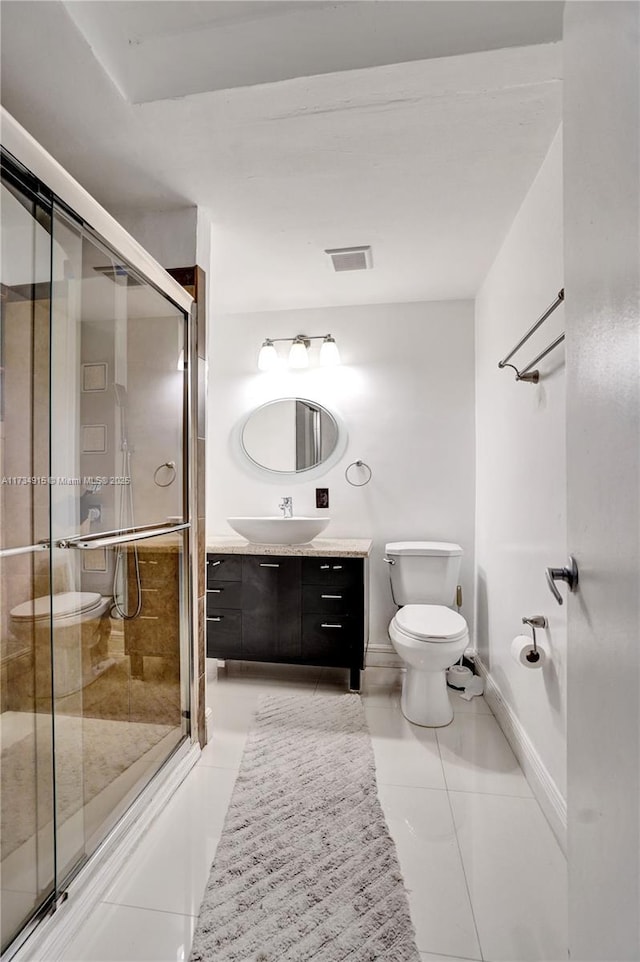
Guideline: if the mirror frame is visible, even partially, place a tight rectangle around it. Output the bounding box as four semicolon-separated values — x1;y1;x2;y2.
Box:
234;397;348;482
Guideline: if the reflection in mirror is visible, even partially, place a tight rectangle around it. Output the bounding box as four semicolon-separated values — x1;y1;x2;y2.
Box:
242;398;339;473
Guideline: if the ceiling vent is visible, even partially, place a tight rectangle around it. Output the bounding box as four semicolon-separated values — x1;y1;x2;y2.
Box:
324;246;373;272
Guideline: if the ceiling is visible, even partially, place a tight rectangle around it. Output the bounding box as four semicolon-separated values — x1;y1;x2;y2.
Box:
0;1;563;313
63;1;563;103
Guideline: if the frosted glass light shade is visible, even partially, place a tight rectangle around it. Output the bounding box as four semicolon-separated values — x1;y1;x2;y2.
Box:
289;339;309;369
320;335;340;366
257;340;278;371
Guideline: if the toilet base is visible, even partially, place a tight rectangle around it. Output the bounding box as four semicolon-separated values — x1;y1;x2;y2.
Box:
400;666;454;727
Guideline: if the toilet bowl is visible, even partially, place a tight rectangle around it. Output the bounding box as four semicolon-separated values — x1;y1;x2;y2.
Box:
385;541;468;728
9;592;112;697
389;604;469;727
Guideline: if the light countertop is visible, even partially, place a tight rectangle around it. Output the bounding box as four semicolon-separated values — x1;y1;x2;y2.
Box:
124;533;183;553
206;537;373;558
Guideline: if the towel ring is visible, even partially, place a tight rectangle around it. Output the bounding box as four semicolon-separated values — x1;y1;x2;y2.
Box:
153;461;176;487
345;459;372;487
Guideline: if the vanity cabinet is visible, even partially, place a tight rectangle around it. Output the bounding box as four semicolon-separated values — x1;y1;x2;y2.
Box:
206;551;366;689
125;543;180;678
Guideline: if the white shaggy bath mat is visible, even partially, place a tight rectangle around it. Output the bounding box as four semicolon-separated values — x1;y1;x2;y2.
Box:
191;693;420;962
1;715;174;859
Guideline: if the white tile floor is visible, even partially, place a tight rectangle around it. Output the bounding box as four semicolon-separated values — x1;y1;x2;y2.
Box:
59;663;567;962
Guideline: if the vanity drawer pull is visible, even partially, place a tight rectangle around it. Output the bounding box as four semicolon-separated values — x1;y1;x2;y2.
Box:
321;594;342;599
208;560;222;567
211;588;223;593
321;623;343;629
333;565;343;570
260;563;280;568
211;616;224;622
320;564;330;569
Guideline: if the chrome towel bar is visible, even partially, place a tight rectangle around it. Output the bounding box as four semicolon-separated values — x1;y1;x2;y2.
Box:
498;289;565;383
57;521;190;550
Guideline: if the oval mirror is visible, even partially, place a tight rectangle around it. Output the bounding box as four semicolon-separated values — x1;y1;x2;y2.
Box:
241;398;341;474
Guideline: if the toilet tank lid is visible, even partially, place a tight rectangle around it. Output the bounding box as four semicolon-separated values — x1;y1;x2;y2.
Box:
11;591;103;621
385;541;463;557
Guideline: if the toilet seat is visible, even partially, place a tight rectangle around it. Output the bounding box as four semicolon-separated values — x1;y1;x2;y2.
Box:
10;591;104;623
394;604;467;643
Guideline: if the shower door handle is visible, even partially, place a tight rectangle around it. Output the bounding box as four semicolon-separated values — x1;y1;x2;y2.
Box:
57;521;190;550
545;556;579;605
0;541;50;558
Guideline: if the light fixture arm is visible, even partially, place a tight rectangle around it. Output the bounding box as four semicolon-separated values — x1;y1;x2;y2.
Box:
265;334;332;347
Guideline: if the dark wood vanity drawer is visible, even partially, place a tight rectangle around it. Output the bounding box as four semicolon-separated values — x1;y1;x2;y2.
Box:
125;611;179;659
206;610;242;657
135;550;178;586
241;556;301;661
302;557;363;587
302;584;359;614
301;613;355;666
206;581;242;612
207;554;242;585
137;586;178;618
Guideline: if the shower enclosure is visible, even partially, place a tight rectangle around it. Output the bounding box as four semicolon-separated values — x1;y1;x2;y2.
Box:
0;134;194;956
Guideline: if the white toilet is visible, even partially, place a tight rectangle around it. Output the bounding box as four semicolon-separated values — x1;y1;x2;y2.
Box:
386;541;469;727
9;592;112;698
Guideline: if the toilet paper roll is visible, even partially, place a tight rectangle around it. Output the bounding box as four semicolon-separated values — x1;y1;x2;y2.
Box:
511;635;546;669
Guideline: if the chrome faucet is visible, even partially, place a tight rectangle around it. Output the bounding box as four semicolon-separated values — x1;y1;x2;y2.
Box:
279;496;293;519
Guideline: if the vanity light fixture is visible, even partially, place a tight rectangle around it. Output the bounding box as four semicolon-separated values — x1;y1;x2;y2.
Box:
288;336;310;369
256;334;340;372
257;338;278;371
319;334;340;367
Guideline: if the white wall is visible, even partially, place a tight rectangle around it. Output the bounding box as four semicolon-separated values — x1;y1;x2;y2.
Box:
475;130;566;836
111;207;197;269
207;300;475;656
563;3;640;957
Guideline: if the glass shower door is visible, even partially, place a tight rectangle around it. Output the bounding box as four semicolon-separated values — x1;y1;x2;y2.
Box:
48;204;190;884
0;159;55;952
1;149;192;956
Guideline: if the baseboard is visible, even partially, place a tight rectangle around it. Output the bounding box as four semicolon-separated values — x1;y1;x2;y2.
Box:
12;740;201;962
475;655;567;854
365;643;402;669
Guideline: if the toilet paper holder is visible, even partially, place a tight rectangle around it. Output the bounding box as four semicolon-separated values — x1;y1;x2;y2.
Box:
522;615;548;662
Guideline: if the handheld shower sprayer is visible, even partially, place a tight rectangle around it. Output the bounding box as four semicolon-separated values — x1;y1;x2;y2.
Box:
111;382;141;620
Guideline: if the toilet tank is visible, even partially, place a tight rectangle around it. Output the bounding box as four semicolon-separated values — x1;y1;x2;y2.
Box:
385;541;463;605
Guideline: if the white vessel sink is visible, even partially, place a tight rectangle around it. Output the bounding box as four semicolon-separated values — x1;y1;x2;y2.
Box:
226;516;329;545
